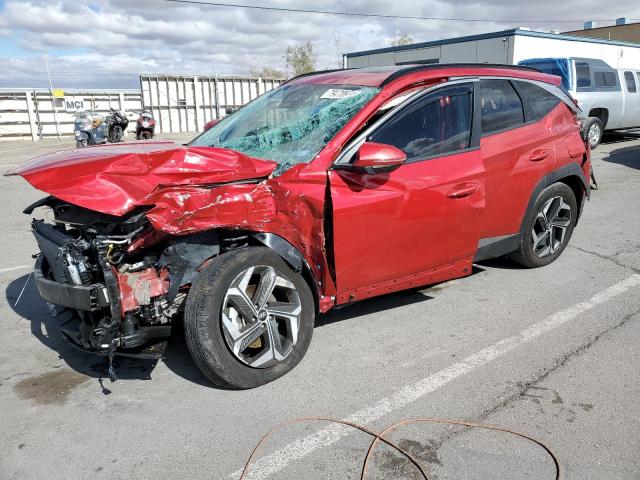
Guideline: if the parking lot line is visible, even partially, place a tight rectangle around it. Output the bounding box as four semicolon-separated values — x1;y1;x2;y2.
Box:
231;274;640;480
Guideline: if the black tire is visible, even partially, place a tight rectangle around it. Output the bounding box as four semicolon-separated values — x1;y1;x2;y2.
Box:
75;139;87;148
511;182;578;268
184;247;315;389
141;131;152;140
109;125;123;143
582;117;603;150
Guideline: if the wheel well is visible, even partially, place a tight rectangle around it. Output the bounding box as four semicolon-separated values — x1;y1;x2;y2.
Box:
588;108;609;128
558;175;585;219
248;233;321;313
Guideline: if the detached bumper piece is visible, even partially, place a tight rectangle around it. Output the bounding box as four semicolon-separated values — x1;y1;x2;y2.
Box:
34;256;109;311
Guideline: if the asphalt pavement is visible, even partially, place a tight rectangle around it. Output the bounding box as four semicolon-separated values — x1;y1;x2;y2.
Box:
0;132;639;480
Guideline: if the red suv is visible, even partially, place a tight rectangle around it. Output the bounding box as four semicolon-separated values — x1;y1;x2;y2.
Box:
10;65;590;388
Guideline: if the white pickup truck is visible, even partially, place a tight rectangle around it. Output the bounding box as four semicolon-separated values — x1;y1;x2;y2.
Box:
519;57;640;148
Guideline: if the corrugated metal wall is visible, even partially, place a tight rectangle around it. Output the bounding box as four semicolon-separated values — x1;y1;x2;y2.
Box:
1;75;284;141
140;75;284;134
345;37;511;68
0;89;143;141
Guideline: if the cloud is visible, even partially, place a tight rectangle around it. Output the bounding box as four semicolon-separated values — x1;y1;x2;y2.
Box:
1;0;639;88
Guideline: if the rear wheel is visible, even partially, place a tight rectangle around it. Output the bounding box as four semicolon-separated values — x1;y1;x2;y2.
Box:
583;117;603;149
109;125;124;143
511;182;577;268
184;247;315;389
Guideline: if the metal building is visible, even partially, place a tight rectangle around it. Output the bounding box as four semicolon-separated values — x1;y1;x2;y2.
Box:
565;19;640;44
344;28;640;70
140;75;283;134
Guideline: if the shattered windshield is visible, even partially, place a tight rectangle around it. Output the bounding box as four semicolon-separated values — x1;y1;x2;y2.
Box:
190;83;380;175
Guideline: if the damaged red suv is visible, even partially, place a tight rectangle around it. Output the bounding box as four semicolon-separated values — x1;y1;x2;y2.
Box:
9;65;591;388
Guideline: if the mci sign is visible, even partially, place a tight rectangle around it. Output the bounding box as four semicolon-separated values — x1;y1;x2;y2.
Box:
64;98;85;112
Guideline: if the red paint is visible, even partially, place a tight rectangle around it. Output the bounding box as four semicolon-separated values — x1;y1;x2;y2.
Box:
10;66;588;313
353;142;407;169
117;268;169;314
330;148;485;300
9;142;276;216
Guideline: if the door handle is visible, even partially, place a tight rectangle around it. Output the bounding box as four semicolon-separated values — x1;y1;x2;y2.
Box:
529;149;550;162
447;182;479;199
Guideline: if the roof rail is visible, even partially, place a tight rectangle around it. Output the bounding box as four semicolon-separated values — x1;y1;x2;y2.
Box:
281;63;542;88
380;63;540;86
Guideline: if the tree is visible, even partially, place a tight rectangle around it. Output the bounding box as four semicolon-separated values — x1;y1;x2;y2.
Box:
285;42;317;76
249;65;285;78
390;33;414;47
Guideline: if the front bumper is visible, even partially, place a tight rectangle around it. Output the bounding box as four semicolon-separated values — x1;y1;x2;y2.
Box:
33;256;110;311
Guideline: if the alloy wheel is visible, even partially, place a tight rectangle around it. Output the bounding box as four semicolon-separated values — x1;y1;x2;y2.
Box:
531;196;572;257
588;123;601;148
221;265;302;368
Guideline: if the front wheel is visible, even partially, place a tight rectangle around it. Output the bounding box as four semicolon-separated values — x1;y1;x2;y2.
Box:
511;182;578;268
184;247;315;389
109;125;124;143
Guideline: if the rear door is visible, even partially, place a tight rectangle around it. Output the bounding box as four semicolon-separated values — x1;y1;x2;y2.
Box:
622;71;640;128
477;79;561;241
329;82;486;303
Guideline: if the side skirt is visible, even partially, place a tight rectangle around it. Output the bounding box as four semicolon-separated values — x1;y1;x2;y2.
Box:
473;234;521;262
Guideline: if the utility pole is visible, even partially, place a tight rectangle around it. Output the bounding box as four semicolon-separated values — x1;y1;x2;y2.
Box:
43;54;62;140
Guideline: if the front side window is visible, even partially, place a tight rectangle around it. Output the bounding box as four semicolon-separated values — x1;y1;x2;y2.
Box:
479;79;524;136
369;84;473;161
624;71;637;93
190;83;379;175
513;81;561;122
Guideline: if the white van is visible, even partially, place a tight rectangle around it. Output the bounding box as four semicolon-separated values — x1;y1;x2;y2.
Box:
519;57;640;148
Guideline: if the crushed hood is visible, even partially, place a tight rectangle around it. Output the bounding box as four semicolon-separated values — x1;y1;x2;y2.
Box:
7;142;277;216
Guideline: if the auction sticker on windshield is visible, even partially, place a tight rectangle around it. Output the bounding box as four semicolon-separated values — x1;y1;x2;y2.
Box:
320;88;361;99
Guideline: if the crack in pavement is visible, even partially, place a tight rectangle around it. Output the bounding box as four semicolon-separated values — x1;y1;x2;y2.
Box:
474;306;640;423
568;244;640;274
346;310;640;479
424;306;640;459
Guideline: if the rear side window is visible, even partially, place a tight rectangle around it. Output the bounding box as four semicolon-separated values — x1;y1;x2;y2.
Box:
575;62;592;88
624;71;637;92
513;81;561;122
479;79;524;136
594;70;618;88
370;84;473;161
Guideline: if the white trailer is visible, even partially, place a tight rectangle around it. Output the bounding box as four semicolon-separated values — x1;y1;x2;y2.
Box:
345;28;640;70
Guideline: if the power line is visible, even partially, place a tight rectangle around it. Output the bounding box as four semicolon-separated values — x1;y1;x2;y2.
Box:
164;0;638;24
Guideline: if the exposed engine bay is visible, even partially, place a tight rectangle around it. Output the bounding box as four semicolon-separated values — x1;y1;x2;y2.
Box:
29;196;231;359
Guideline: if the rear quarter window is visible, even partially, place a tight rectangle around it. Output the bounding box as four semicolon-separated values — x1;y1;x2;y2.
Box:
479;79;525;136
594;70;618;88
624;71;637;93
513;81;562;123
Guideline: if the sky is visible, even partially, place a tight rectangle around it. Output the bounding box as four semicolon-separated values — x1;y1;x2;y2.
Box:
1;0;640;89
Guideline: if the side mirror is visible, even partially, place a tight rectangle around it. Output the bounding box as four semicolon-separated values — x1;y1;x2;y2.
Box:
351;142;407;174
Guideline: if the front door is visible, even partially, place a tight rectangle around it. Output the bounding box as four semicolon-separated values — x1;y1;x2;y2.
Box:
329;82;486;304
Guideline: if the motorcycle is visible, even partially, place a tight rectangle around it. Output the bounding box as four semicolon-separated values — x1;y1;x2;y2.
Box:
106;108;129;143
136;110;156;140
73;108;129;148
